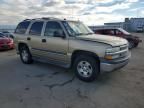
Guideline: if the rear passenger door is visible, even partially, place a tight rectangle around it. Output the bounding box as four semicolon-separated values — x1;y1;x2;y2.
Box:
27;21;45;56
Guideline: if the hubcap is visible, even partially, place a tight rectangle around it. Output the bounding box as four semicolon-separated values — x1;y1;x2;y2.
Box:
129;41;134;49
77;61;93;78
21;50;28;62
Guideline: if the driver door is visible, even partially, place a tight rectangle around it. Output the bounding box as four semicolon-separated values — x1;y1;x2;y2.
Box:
41;21;69;63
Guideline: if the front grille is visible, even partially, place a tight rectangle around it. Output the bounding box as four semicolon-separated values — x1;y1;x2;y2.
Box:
2;45;9;48
119;44;128;58
120;44;128;51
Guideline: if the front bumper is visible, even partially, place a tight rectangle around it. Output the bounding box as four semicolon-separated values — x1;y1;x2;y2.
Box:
0;43;14;50
100;52;131;73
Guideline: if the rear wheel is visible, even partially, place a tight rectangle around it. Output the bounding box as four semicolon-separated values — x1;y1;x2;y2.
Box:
73;55;99;82
19;45;33;64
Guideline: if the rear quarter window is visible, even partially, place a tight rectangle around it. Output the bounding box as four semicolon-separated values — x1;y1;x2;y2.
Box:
15;21;30;34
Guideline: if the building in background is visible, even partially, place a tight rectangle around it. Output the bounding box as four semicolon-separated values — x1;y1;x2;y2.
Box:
90;18;144;32
128;18;144;32
104;22;124;29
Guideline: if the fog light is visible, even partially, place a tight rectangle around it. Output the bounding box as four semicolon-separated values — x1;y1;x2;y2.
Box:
104;55;112;60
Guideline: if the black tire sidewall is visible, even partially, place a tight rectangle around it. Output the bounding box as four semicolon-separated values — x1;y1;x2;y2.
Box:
128;40;135;49
73;55;99;82
19;46;33;64
134;43;139;47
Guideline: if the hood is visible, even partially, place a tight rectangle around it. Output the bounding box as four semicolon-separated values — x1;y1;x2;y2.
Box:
76;34;128;46
0;37;11;44
125;34;139;38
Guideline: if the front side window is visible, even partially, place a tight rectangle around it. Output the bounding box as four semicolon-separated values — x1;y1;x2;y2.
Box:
103;29;115;35
118;28;130;35
29;22;44;35
44;21;65;37
115;29;123;35
15;21;30;34
109;29;115;35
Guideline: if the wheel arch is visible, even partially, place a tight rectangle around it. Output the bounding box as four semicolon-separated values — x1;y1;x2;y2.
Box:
18;42;29;52
71;50;100;70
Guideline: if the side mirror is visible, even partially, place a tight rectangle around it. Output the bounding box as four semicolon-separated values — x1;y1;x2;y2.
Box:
54;31;66;39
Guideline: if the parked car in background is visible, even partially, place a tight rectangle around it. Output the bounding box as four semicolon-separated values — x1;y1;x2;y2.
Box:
0;33;14;50
92;28;142;49
136;27;144;33
2;31;14;39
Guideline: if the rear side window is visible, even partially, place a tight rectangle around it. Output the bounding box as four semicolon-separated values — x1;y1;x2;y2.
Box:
15;21;30;34
29;22;44;36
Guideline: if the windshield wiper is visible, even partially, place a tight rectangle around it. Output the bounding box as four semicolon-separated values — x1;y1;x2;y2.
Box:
75;33;85;36
85;33;94;35
76;33;94;36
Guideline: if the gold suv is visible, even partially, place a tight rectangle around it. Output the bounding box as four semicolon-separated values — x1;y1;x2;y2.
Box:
14;17;130;82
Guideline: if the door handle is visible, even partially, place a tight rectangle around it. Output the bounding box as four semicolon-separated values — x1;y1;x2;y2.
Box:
42;39;46;43
27;37;31;41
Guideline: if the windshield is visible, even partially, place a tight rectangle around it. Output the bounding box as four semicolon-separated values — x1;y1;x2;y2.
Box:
118;28;130;35
62;21;94;36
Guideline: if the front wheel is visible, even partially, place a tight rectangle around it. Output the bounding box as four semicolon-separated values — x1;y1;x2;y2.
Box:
128;40;135;49
134;43;139;47
73;55;99;82
19;45;33;64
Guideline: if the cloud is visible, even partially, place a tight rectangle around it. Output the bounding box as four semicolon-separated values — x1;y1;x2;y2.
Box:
92;2;131;13
43;0;65;6
78;13;125;25
0;0;141;25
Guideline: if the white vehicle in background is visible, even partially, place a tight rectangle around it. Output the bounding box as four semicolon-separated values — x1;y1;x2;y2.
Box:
136;26;144;32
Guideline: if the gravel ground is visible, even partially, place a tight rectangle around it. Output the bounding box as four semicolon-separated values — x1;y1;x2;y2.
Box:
0;33;144;108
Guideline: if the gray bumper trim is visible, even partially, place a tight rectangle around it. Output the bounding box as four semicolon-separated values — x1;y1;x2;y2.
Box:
100;59;129;73
100;52;131;73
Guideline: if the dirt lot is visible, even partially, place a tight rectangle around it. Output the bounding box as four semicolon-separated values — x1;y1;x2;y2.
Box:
0;33;144;108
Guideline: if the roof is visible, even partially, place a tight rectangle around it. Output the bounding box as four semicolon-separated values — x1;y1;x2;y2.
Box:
23;17;70;22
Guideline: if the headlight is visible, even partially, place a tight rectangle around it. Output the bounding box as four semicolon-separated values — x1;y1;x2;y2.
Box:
106;47;120;53
105;47;120;60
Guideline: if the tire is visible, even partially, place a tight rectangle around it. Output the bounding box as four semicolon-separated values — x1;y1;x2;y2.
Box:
19;45;33;64
128;40;135;49
134;43;139;48
73;55;99;82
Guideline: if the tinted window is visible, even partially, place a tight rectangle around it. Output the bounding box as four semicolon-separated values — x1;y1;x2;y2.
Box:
0;33;5;37
29;22;44;35
15;21;30;34
44;21;64;37
0;33;4;36
105;29;115;35
115;29;123;35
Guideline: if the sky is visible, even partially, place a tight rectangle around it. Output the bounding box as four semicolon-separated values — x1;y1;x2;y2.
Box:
0;0;144;25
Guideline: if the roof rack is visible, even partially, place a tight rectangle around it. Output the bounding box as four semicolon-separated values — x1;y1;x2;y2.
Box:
23;19;31;21
23;17;61;21
41;17;60;20
31;18;42;20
